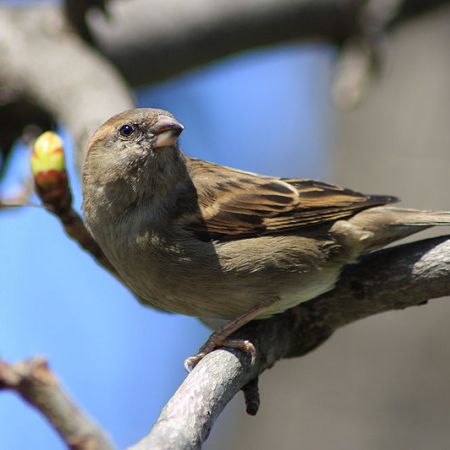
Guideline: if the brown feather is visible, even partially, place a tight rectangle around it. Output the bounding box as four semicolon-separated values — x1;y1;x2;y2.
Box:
182;158;397;241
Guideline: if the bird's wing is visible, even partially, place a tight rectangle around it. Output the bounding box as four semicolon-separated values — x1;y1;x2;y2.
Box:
180;158;397;241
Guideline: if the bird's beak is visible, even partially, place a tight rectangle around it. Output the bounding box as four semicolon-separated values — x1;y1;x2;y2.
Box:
153;116;184;148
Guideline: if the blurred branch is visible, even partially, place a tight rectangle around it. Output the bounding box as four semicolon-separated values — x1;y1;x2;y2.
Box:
0;5;134;170
0;85;53;181
63;0;110;43
331;0;401;108
0;0;448;169
0;357;115;450
89;0;450;86
0;0;447;98
135;235;450;449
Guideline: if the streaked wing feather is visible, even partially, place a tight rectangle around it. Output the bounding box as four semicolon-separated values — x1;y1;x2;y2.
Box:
183;158;397;240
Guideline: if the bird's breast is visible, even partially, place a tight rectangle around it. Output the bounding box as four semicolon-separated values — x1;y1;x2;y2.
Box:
96;220;346;320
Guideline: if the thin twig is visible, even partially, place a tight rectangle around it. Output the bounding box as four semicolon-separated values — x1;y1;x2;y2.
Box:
31;131;118;275
0;357;115;450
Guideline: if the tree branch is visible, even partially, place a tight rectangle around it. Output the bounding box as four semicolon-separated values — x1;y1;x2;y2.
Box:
1;1;448;101
1;2;450;448
0;5;134;169
0;357;115;450
89;0;450;86
134;234;450;449
63;0;110;44
0;86;53;181
0;0;448;167
3;236;448;449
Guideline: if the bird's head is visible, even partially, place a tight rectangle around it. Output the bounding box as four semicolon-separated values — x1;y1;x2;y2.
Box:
83;108;186;215
85;108;184;180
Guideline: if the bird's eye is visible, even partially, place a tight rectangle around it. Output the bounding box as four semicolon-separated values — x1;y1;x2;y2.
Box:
119;124;135;137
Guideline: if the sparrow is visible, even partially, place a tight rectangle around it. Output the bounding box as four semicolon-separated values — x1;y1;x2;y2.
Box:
82;108;450;369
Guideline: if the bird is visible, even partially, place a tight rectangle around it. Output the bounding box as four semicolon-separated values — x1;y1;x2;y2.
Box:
82;108;450;370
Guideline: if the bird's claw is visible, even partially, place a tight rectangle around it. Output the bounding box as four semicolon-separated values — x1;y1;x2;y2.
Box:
184;338;256;372
184;353;206;372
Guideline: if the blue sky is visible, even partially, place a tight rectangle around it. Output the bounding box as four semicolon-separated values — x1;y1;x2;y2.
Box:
0;41;333;449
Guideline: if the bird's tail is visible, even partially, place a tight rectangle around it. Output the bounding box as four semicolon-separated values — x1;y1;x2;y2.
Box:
333;207;450;254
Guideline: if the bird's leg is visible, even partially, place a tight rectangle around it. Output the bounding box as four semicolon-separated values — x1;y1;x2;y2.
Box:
184;300;275;371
